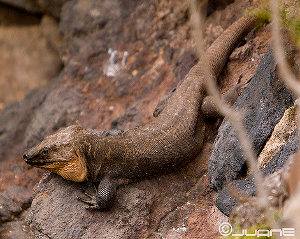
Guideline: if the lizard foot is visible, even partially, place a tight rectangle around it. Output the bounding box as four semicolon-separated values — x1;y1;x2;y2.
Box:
77;177;117;211
77;194;99;209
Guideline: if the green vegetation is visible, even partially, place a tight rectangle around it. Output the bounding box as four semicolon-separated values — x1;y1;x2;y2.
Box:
247;0;300;45
281;9;300;46
249;7;271;29
246;0;271;29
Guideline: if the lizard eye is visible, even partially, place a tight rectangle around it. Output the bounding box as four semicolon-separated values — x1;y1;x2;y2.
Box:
41;148;49;156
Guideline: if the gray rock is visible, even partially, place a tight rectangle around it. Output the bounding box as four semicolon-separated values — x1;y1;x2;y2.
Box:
22;83;83;149
216;178;256;216
208;50;294;190
262;130;299;176
25;174;152;239
0;88;47;160
215;131;299;216
37;0;68;18
0;186;32;222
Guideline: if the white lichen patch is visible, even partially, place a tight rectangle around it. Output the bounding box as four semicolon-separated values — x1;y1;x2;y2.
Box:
103;48;128;77
258;105;297;168
173;225;188;234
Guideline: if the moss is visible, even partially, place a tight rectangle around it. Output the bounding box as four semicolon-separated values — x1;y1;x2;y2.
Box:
284;17;300;46
247;0;300;45
246;0;271;30
248;8;271;29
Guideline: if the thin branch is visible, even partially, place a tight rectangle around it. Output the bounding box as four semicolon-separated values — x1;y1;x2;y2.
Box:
270;0;300;96
270;0;300;133
270;0;300;233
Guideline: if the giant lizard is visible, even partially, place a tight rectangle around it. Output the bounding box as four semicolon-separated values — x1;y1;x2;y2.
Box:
23;15;259;210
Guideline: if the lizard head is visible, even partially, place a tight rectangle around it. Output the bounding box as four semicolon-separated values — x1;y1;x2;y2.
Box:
23;125;88;182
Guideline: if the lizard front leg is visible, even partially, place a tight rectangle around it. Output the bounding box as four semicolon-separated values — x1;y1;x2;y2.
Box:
78;176;117;210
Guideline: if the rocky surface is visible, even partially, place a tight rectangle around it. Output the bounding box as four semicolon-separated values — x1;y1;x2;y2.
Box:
0;0;276;238
26;175;153;239
229;167;290;229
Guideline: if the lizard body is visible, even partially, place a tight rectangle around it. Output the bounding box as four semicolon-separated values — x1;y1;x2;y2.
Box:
23;15;258;210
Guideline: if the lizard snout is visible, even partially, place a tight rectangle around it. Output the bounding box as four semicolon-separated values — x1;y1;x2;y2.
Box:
22;149;36;163
22;152;30;162
22;151;45;166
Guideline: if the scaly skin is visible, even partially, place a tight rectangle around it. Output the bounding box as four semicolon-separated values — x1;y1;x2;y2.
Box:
23;15;258;210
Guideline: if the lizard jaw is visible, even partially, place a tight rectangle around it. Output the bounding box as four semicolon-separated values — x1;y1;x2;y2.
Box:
44;152;88;182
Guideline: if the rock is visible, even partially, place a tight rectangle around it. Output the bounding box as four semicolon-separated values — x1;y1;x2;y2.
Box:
218;165;290;217
0;4;62;107
37;0;68;18
22;84;83;149
174;49;198;82
284;152;300;195
229;169;289;228
229;199;266;229
208;50;294;191
258;106;299;175
215;105;298;216
207;0;235;16
215;178;256;216
0;88;47;160
0;0;40;13
258;106;297;170
0;220;35;239
40;15;63;54
0;185;32;223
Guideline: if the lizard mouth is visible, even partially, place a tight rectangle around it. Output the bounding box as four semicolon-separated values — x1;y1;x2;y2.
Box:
40;161;68;169
25;159;67;168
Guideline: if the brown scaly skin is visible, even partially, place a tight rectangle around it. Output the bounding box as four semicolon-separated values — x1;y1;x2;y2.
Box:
23;15;259;210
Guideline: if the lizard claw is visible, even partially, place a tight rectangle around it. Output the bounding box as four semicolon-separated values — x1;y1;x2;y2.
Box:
83;191;94;199
77;195;99;209
85;204;100;210
76;195;95;204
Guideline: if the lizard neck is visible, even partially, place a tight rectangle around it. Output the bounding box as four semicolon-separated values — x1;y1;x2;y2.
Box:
80;129;116;181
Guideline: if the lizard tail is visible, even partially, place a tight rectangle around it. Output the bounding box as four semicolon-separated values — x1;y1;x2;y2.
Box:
205;15;258;78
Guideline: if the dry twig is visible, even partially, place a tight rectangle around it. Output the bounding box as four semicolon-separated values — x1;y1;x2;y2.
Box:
270;0;300;233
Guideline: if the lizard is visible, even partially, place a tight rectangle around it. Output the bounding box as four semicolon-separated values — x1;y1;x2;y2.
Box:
23;15;259;210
